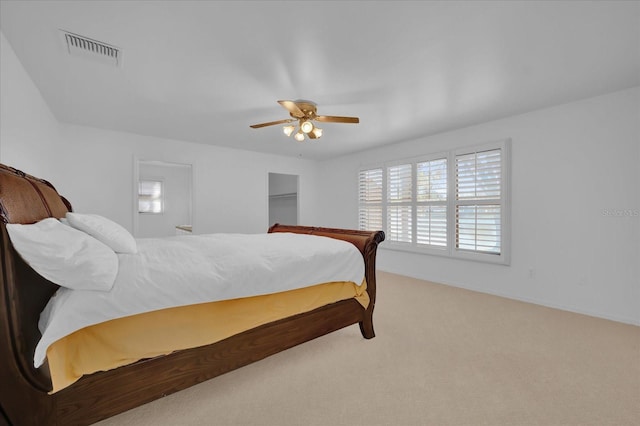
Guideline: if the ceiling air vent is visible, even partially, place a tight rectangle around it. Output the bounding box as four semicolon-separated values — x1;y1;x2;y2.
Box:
60;30;122;67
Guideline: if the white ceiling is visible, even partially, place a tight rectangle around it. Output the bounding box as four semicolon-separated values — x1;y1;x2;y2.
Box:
1;1;639;160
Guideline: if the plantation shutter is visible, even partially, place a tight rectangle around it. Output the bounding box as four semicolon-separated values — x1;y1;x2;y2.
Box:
357;140;509;263
455;149;502;254
416;158;447;247
387;164;412;243
358;168;383;231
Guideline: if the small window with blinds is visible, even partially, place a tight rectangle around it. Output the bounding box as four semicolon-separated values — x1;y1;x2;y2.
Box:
358;139;510;264
138;180;164;214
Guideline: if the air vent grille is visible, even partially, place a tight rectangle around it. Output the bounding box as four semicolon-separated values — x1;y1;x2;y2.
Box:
60;30;122;67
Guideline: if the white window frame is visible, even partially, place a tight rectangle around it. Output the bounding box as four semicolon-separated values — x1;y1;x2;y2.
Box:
358;139;511;265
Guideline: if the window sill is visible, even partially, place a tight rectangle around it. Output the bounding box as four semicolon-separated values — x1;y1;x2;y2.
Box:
380;241;510;265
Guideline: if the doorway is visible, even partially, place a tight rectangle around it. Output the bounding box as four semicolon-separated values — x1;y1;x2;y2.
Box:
268;173;298;226
135;160;193;237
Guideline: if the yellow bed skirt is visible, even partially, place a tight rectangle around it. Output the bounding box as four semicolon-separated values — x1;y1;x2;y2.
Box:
46;280;368;393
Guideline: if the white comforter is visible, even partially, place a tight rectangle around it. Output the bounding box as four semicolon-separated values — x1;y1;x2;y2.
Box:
34;232;364;367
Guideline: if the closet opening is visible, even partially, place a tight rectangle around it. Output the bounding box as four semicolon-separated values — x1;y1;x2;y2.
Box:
268;173;298;226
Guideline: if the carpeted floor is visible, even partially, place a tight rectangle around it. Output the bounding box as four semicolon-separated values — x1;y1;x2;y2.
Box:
95;271;640;426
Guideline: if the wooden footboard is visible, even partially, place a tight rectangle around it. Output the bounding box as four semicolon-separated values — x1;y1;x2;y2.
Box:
0;164;384;426
268;223;384;338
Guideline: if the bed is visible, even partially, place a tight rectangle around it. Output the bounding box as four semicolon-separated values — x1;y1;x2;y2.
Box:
0;163;384;426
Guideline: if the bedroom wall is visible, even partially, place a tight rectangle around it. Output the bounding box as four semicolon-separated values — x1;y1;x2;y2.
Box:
0;30;320;235
0;32;59;178
50;123;320;235
316;87;640;325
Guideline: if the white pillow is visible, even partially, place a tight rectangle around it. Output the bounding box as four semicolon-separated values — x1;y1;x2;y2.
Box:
66;213;137;254
6;218;118;291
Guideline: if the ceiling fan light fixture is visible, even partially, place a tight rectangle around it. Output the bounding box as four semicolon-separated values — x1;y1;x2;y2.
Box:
300;120;314;134
250;100;359;143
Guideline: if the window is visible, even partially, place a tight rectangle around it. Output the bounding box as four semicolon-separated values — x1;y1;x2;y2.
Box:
138;180;164;214
387;163;412;243
358;140;510;264
417;158;447;247
455;149;502;255
358;168;383;231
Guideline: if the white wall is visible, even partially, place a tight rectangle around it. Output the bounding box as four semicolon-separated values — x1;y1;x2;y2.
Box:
49;124;319;235
0;31;320;236
0;32;59;178
317;88;640;325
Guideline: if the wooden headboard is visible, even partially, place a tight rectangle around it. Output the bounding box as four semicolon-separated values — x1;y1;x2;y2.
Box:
0;164;71;225
0;163;72;393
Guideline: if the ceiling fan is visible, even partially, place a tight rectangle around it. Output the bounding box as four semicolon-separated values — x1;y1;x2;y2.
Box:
250;100;359;142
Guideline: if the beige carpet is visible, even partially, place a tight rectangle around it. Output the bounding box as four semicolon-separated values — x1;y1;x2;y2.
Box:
95;271;640;426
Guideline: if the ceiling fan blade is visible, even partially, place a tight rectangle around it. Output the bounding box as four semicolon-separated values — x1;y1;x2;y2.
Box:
315;115;360;124
249;119;295;129
277;100;305;118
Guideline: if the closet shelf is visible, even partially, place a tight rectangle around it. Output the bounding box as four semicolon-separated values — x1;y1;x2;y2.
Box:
269;193;297;199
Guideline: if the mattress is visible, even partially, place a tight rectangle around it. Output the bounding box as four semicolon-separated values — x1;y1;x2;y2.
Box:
35;232;365;368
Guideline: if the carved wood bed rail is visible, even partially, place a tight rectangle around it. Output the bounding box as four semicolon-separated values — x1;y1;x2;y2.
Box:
0;163;384;425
